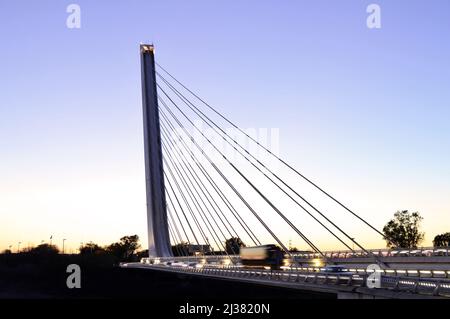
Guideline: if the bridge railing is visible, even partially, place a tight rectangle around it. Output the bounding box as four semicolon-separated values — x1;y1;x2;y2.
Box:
138;263;450;298
279;266;450;279
380;275;450;297
141;247;450;264
141;255;239;265
147;263;367;287
291;247;450;259
141;256;450;279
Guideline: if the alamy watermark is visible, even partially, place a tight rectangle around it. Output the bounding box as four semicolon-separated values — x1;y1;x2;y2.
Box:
162;121;281;168
366;264;382;289
66;4;81;29
66;264;81;289
366;4;381;29
64;4;381;31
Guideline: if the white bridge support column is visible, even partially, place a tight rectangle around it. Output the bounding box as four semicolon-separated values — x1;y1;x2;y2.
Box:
140;44;173;257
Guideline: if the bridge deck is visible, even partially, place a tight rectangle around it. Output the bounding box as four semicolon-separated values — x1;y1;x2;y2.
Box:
122;262;450;299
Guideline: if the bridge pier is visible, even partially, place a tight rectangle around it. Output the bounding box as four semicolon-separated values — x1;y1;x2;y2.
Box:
140;44;172;257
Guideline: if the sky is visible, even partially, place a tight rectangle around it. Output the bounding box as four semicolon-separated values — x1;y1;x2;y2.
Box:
0;1;449;253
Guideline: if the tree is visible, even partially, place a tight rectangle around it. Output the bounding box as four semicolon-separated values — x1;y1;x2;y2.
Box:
433;233;450;247
79;242;106;255
382;210;424;249
225;237;245;254
136;249;149;259
107;235;141;261
28;244;59;255
1;249;12;254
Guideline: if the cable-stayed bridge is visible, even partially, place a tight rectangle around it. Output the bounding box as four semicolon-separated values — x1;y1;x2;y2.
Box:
122;44;450;299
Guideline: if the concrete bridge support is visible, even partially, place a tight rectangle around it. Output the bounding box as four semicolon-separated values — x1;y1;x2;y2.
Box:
140;44;172;257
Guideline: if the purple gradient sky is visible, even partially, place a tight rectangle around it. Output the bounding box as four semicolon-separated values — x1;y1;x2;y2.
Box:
0;1;449;251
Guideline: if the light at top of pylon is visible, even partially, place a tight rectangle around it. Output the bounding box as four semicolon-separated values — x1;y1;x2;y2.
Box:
141;44;155;53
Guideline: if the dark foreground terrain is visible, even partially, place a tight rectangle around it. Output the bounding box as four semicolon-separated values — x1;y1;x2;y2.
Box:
0;254;334;299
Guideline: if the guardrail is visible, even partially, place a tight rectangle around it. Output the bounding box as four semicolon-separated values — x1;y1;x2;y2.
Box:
141;247;450;263
149;264;366;288
141;255;450;279
292;247;450;259
135;263;450;298
141;255;239;265
141;256;450;279
281;266;450;279
380;276;450;297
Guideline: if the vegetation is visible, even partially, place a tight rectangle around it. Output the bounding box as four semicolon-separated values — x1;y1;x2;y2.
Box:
433;232;450;247
382;210;425;249
79;242;106;255
136;249;149;259
1;235;144;264
28;244;60;255
106;235;141;261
